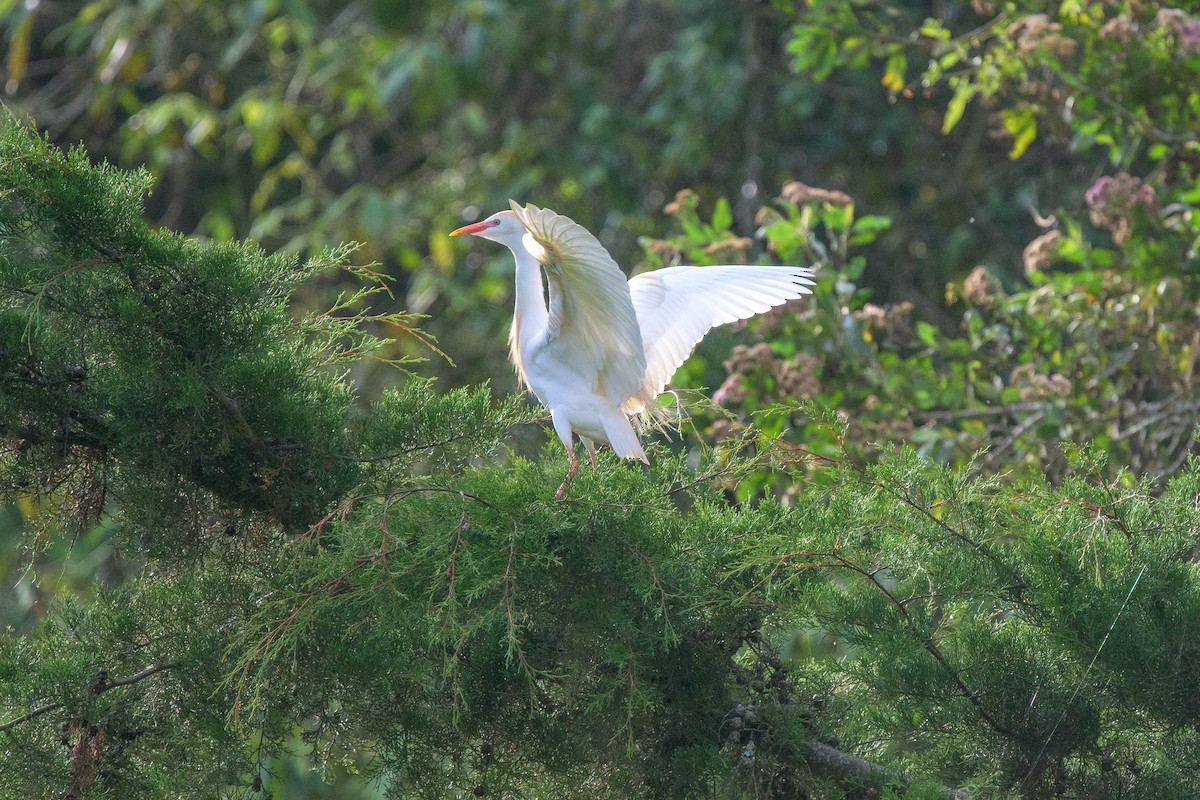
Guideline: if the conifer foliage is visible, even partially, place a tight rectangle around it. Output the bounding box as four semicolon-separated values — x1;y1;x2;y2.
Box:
4;115;1200;799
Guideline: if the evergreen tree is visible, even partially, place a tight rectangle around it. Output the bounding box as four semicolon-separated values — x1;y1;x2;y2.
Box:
4;114;1200;800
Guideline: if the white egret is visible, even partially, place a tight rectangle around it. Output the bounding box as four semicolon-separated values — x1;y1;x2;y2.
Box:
451;201;814;498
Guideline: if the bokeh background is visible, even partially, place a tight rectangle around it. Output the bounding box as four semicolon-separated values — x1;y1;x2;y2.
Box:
3;0;1075;387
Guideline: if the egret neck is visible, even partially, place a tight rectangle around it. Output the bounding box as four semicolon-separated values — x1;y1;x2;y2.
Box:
511;233;549;374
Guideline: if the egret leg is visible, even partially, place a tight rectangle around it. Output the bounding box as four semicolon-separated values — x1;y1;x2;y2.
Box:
580;436;598;471
550;409;579;500
556;449;580;501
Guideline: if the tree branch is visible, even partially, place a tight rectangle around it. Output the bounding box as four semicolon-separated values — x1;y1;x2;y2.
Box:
913;401;1046;422
100;662;175;691
804;740;970;799
0;663;174;734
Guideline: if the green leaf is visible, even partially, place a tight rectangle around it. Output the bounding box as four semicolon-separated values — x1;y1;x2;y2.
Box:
1001;107;1038;160
845;255;867;281
1057;236;1086;263
849;214;891;246
1180;184;1200;204
882;52;907;94
943;82;976;134
712;197;732;232
916;321;938;347
765;219;800;250
919;18;951;41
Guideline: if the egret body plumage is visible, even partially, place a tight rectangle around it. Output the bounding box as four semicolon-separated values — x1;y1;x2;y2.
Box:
451;201;814;498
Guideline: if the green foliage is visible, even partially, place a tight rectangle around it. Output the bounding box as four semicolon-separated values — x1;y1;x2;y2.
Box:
0;113;368;534
801;442;1200;799
642;2;1200;489
5;115;1200;800
663;191;1200;488
5;1;1200;797
788;1;1200;154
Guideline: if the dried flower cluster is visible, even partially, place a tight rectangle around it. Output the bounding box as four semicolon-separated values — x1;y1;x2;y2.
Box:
853;301;915;348
1022;229;1061;276
1098;14;1136;44
712;373;747;407
1006;14;1077;58
1010;363;1073;401
777;353;823;398
1085;173;1158;245
781;181;853;207
704;237;754;258
714;344;821;408
963;265;1002;307
724;342;777;376
663;188;699;217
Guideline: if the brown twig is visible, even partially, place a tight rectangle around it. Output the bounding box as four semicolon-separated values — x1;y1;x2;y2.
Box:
667;461;746;496
972;408;1046;475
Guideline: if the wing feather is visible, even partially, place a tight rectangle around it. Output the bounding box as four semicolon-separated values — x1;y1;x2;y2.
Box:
626;264;815;411
509;201;647;405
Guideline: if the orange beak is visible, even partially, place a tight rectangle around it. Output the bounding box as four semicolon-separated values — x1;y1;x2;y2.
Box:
449;220;493;237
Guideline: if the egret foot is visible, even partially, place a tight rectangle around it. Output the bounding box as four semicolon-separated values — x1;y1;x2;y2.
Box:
556;452;580;501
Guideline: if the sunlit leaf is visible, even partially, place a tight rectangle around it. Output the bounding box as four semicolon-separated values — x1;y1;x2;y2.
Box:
943;82;975;134
1001;107;1038;160
5;12;32;85
712;197;732;232
882;52;907;94
916;321;938;347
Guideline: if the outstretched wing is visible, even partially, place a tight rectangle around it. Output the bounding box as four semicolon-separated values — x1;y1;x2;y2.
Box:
626;265;815;410
509;201;647;406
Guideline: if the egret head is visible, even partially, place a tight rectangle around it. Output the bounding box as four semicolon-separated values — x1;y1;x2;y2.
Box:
450;210;526;248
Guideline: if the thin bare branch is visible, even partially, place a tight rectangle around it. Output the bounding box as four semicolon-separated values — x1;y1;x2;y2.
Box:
0;663;174;734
